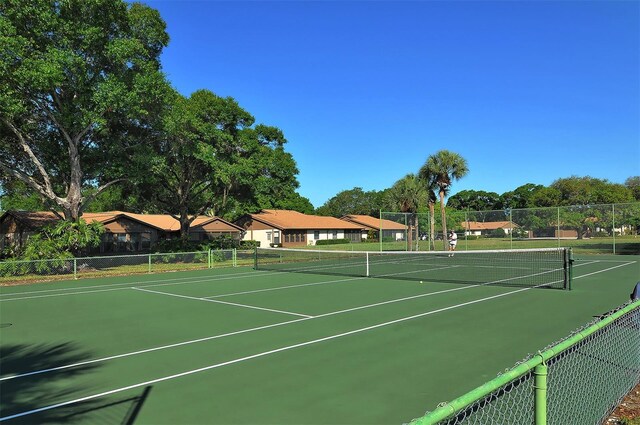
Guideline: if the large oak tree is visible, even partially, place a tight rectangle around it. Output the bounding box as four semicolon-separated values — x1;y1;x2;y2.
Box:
0;0;170;221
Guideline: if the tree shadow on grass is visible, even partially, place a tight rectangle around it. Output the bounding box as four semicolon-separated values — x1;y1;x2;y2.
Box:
0;343;151;424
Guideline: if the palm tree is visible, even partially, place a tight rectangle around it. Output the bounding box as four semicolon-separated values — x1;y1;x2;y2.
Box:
418;167;439;250
387;174;426;251
419;150;469;249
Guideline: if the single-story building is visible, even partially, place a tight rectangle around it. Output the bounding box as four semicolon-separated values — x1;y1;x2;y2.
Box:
235;209;364;247
0;210;243;254
340;214;407;241
461;221;520;236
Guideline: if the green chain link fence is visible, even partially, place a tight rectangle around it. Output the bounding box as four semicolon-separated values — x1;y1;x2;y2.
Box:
380;202;640;254
407;299;640;425
0;249;257;283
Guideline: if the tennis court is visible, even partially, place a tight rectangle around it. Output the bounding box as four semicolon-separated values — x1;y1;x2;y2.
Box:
0;249;637;424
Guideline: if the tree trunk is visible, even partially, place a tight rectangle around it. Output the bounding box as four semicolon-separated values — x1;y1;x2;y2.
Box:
407;213;414;251
180;207;190;240
439;189;448;250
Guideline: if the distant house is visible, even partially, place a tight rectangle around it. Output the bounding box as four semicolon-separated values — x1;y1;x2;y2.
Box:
0;210;243;254
235;209;364;247
461;221;519;236
340;214;407;241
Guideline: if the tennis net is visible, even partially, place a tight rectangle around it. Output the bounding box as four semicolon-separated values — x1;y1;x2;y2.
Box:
254;247;572;290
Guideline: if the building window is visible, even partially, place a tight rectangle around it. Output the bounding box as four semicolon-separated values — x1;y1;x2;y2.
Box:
333;230;338;238
314;231;319;240
266;231;272;241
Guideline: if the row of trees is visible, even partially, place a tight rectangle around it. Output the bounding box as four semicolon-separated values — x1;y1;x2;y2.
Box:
318;177;640;219
0;0;312;240
318;174;640;249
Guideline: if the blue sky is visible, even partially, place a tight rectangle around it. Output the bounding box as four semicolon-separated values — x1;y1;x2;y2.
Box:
145;0;639;208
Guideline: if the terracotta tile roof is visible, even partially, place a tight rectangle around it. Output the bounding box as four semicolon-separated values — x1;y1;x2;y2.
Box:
2;211;61;229
120;213;182;231
341;214;407;231
247;210;364;230
462;221;519;231
191;216;244;231
1;210;240;233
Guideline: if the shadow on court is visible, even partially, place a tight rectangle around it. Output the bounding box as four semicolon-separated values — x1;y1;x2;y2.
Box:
0;342;152;424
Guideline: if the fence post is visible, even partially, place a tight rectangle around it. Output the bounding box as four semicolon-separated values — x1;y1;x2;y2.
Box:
534;363;548;425
208;249;212;269
253;248;258;270
509;209;513;250
379;210;383;252
612;204;616;254
73;258;77;280
148;254;152;274
233;248;237;267
557;207;561;249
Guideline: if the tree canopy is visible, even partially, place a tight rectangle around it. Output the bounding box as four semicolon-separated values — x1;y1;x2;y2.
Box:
315;187;389;218
0;0;171;221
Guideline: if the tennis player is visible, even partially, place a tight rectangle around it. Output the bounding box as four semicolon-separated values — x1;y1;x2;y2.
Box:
448;230;458;256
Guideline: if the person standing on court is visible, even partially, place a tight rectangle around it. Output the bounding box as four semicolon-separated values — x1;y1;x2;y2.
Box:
448;230;458;256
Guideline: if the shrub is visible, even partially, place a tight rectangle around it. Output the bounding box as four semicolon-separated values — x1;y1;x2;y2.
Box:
239;240;260;249
201;235;239;250
153;239;200;253
487;229;506;239
316;238;350;246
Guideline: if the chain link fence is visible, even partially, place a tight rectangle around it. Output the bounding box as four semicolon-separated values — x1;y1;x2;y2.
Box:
407;300;640;425
380;203;640;254
0;249;246;283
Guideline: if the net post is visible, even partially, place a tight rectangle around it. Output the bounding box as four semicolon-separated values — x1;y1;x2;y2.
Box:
567;248;573;290
534;363;548;425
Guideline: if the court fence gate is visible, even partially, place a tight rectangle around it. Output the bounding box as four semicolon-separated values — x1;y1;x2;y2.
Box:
406;299;640;425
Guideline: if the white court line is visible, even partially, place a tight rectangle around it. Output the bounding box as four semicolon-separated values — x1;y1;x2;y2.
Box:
572;261;637;280
132;287;313;318
0;259;629;385
0;270;261;297
1;278;492;383
0;270;285;302
0;285;534;422
203;276;365;298
203;264;460;299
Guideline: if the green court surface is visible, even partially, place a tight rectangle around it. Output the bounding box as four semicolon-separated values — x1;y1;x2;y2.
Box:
0;253;638;424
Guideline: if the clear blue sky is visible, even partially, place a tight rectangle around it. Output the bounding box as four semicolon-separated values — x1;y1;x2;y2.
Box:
144;0;639;208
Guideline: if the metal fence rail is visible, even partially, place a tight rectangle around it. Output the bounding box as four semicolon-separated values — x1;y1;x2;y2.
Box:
0;249;253;283
380;202;640;254
406;300;640;425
